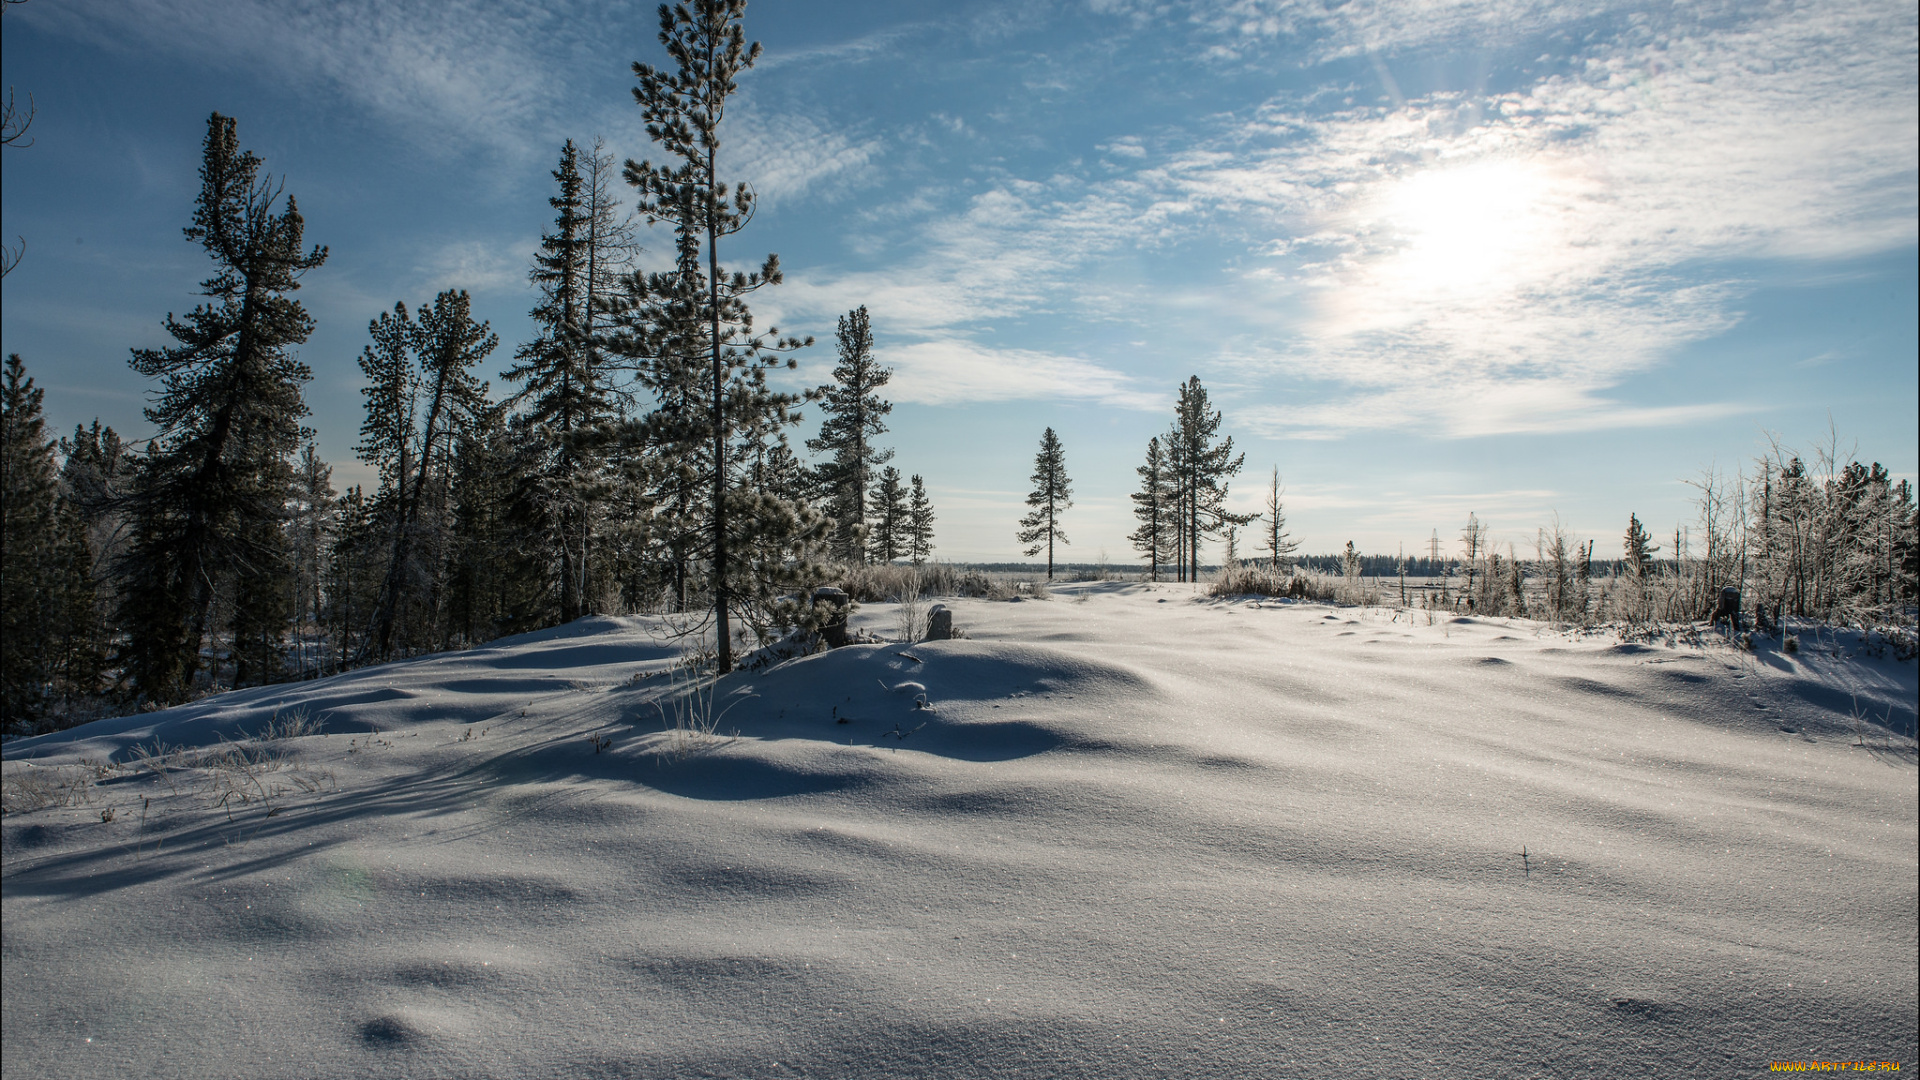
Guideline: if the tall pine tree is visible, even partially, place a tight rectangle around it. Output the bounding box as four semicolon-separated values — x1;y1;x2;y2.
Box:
120;113;326;703
626;0;810;671
1167;377;1248;581
364;291;496;657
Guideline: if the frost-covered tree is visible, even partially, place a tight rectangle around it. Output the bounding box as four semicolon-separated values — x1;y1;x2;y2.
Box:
1018;427;1073;580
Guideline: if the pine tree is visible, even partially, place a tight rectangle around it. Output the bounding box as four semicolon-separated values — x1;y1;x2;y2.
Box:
626;0;811;671
364;290;495;658
1262;467;1298;575
1017;427;1073;580
356;303;416;499
1168;377;1249;580
288;444;334;678
443;405;531;645
228;452;295;689
119;113;326;704
867;465;907;563
807;306;892;563
602;212;713;615
53;420;122;707
907;474;936;566
325;485;380;669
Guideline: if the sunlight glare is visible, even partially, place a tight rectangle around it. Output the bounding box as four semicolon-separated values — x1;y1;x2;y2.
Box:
1375;159;1554;295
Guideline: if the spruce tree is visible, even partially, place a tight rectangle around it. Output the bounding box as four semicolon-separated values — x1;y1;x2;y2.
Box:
626;0;810;671
1017;427;1073;580
507;141;612;624
2;354;60;728
907;474;936;566
1128;435;1174;581
807;305;892;563
119;113;326;703
1624;513;1657;578
867;465;907;563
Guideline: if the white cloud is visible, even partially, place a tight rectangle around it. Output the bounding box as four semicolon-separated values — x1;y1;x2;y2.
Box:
770;0;1910;431
1084;0;1917;436
411;238;532;297
882;340;1163;411
723;108;883;208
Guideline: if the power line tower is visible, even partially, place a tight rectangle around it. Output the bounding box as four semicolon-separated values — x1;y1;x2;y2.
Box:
1428;529;1442;572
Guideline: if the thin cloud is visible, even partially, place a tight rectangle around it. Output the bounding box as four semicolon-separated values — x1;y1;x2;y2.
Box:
883;340;1164;411
723;107;883;208
411;237;533;298
22;0;595;160
1068;0;1915;436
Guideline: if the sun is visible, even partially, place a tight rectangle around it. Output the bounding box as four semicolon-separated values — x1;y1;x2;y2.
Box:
1373;158;1554;295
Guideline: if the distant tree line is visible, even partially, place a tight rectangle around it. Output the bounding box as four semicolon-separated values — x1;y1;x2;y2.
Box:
0;3;941;734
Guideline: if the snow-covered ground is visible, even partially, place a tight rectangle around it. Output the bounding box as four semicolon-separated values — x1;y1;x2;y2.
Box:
4;583;1915;1078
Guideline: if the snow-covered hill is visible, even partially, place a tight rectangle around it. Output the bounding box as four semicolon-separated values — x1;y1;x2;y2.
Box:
4;583;1915;1078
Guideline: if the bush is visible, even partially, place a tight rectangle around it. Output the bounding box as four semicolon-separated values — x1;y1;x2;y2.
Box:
831;562;996;602
1208;567;1341;602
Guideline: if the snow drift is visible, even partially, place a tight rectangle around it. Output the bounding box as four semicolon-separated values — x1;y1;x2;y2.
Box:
4;584;1915;1078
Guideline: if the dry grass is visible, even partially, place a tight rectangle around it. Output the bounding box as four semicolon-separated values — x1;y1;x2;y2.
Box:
1;759;114;814
654;649;744;756
832;563;997;602
4;710;340;824
1209;566;1349;603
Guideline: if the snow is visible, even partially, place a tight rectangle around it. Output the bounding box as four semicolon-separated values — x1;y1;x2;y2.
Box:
4;583;1915;1078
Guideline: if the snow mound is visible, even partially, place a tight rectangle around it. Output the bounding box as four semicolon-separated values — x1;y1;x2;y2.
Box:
3;586;1913;1079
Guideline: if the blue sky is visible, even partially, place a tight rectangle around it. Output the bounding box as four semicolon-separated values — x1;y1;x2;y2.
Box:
3;0;1914;565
